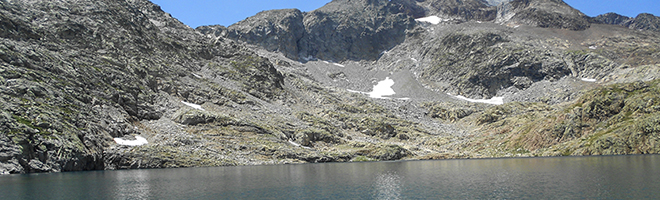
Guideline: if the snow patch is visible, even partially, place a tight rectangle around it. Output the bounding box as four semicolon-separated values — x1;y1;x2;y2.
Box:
302;55;315;61
288;140;300;147
347;89;363;94
348;77;398;99
181;101;204;111
581;78;597;82
369;77;396;99
322;60;345;67
415;16;442;25
192;73;202;79
288;140;311;149
114;136;148;146
452;94;504;105
589;46;598;50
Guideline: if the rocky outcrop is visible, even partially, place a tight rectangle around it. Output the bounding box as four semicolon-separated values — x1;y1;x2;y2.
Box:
415;0;497;21
199;0;420;62
465;80;660;156
223;9;304;60
628;13;660;32
201;0;610;63
594;13;632;26
595;13;660;32
301;0;418;61
496;0;590;30
0;0;291;173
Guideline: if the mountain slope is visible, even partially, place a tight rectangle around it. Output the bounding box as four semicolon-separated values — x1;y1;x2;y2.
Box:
203;0;660;158
0;0;461;174
0;0;284;173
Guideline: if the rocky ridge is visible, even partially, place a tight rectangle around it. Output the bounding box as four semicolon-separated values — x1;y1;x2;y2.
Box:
595;12;660;32
1;0;660;174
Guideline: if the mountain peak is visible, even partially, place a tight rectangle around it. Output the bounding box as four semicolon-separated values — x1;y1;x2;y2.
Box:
595;12;660;32
496;0;590;30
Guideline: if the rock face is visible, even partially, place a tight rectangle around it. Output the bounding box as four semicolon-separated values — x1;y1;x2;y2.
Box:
594;13;633;26
298;0;416;61
200;0;417;62
223;9;304;60
203;0;602;62
415;0;497;21
596;13;660;32
496;0;590;30
628;13;660;32
0;0;289;173
2;0;660;174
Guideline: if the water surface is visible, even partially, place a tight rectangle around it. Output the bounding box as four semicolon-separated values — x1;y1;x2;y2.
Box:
1;155;658;199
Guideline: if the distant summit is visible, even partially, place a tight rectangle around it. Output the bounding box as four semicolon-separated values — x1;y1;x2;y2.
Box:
200;0;610;62
596;12;660;32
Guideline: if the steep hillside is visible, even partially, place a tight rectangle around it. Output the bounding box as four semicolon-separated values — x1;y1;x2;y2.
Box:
459;79;660;157
0;0;283;173
0;0;465;174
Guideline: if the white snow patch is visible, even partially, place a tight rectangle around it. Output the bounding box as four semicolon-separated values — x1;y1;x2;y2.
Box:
581;78;597;82
192;73;202;79
589;46;598;50
347;89;363;94
322;60;345;67
454;95;504;105
415;16;442;25
181;101;204;111
410;57;418;62
288;140;300;147
369;77;396;99
347;77;399;99
288;140;311;149
114;136;148;146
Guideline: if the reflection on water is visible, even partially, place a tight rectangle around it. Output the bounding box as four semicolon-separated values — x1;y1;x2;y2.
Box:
115;169;151;199
373;171;402;200
0;155;658;199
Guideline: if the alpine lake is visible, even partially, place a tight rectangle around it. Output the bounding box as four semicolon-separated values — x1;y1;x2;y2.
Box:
1;155;658;199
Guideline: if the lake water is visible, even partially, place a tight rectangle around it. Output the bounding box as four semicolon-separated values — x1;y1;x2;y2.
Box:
1;155;659;199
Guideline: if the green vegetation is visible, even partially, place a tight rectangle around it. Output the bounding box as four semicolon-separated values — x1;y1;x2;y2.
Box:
467;79;660;156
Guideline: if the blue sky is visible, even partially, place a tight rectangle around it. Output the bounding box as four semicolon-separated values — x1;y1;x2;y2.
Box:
150;0;660;28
